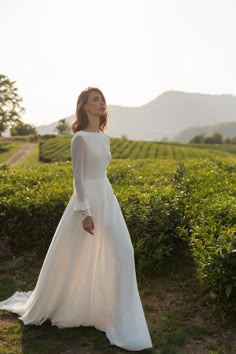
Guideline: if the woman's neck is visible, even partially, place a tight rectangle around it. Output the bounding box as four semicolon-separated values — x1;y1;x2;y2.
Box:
84;120;100;132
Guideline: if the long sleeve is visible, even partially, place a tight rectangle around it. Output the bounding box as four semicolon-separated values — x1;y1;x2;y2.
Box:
71;134;92;217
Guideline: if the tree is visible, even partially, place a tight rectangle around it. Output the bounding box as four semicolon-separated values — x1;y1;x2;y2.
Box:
160;136;169;142
121;134;128;140
189;134;205;143
204;132;223;144
55;118;71;135
230;136;236;144
211;131;223;144
0;74;25;136
189;131;223;144
204;136;214;144
10;121;37;136
224;137;232;144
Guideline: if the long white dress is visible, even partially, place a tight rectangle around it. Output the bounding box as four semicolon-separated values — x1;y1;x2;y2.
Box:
0;130;153;351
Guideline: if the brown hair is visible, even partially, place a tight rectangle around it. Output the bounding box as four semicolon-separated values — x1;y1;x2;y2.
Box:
72;87;108;134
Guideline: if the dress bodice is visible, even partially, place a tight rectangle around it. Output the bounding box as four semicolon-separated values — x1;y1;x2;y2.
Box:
76;131;111;179
71;130;111;212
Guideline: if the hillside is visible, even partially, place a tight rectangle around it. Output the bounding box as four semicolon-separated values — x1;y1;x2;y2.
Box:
174;121;236;143
36;90;236;141
38;136;234;163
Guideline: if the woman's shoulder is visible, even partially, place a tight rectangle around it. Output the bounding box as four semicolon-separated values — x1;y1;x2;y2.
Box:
71;130;84;139
72;130;110;139
102;131;110;138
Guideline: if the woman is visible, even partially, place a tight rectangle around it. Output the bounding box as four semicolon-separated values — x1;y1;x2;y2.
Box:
0;87;153;351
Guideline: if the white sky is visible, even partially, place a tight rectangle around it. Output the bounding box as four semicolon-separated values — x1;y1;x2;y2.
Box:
1;0;236;126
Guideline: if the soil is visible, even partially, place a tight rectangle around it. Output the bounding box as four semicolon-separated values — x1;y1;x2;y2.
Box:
2;142;36;166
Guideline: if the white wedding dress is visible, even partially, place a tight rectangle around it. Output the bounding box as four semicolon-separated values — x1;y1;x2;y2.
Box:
0;130;153;351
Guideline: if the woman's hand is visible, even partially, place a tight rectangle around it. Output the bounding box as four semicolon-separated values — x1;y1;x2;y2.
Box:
82;216;95;235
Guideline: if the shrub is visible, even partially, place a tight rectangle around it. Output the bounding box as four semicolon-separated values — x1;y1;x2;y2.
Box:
178;158;236;311
0;160;183;277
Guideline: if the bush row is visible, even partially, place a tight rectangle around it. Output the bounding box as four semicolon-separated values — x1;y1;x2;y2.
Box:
177;157;236;312
39;136;230;162
1;157;236;312
0;160;184;277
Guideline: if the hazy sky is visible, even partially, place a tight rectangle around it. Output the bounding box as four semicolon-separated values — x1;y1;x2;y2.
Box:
1;0;236;126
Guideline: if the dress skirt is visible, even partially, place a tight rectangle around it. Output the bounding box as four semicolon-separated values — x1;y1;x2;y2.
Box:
0;176;153;351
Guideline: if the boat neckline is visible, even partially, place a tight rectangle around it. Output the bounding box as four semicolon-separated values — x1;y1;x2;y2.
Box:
79;130;103;134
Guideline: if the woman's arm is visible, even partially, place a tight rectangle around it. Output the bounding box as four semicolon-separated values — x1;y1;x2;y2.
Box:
71;134;92;218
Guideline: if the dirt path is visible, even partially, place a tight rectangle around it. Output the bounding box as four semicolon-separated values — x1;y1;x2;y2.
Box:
3;142;36;166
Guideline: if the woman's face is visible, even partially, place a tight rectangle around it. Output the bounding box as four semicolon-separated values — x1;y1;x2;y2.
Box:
84;91;106;117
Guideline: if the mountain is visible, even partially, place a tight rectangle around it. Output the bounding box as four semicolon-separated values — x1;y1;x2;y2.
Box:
174;121;236;143
36;90;236;141
36;115;75;136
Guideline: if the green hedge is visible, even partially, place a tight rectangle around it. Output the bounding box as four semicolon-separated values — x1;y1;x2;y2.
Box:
178;158;236;311
0;163;72;254
1;156;236;312
0;160;184;277
39;136;230;162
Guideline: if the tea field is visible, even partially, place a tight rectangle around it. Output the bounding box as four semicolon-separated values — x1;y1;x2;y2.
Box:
38;136;234;162
0;136;236;353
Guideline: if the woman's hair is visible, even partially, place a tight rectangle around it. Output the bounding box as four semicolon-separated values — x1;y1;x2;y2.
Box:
72;87;108;134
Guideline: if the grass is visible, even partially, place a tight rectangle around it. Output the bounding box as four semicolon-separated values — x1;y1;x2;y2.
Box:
0;139;41;169
14;143;42;168
0;248;236;354
0;141;24;164
0;137;39;168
